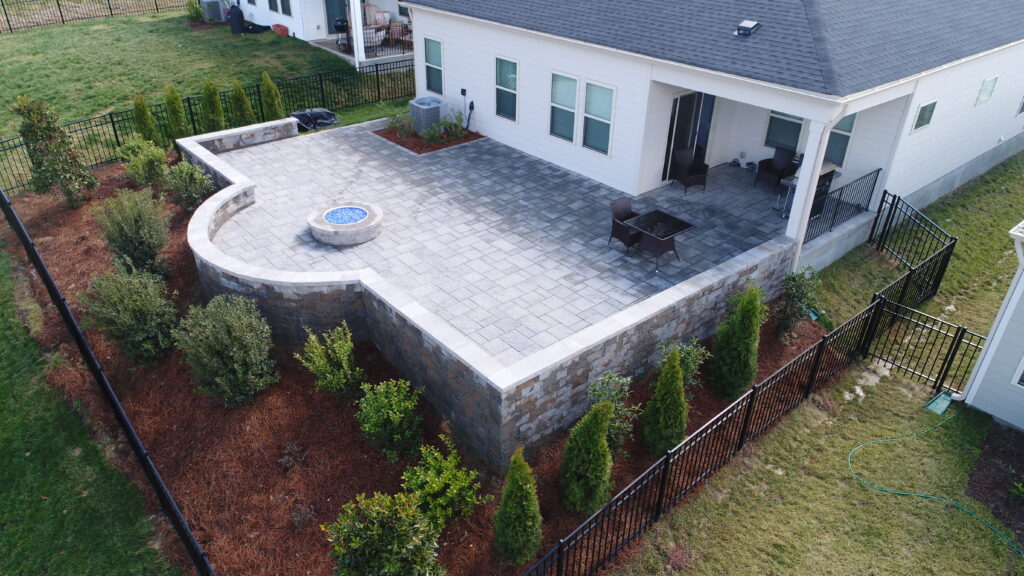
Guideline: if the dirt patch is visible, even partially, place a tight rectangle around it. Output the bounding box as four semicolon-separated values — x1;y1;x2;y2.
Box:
1;163;830;575
374;126;484;154
967;423;1024;542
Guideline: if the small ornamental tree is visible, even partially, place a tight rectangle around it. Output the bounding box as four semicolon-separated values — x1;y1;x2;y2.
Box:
640;340;710;455
164;85;190;142
260;71;285;121
710;283;768;400
184;0;203;22
777;266;820;337
401;435;491;529
173;294;278;407
560;401;614;515
93;187;169;272
588;372;640;455
494;447;542;565
200;80;226;133
356;379;422;461
295;322;364;397
228;80;257;127
10;96;96;208
132;93;161;146
323;492;444;576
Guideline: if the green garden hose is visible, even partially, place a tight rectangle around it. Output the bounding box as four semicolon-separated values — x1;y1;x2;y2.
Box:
847;407;1024;556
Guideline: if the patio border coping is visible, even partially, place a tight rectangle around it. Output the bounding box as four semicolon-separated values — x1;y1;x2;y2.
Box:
181;121;797;399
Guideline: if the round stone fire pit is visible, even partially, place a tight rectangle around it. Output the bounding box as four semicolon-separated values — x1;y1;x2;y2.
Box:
307;202;383;246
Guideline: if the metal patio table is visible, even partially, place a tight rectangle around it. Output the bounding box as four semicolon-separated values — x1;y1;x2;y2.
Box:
624;209;694;272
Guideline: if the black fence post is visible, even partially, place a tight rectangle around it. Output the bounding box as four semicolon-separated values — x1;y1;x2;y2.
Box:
108;112;121;148
933;239;957;296
185;96;199;135
556;538;566;576
375;63;383;102
106;0;113;16
895;266;916;307
154;0;159;11
876;192;899;251
934;325;968;393
868;190;890;244
318;71;327;109
55;0;66;24
859;297;886;358
804;336;829;398
1;0;13;33
652;452;672;522
255;83;265;122
735;386;760;451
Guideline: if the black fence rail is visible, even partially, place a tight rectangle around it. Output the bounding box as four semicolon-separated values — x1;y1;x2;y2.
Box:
0;189;215;576
0;59;415;193
870;190;956;268
0;0;184;33
804;168;881;244
875;241;956;309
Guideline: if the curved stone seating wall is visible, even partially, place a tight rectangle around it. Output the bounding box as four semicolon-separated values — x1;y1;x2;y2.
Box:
179;121;797;471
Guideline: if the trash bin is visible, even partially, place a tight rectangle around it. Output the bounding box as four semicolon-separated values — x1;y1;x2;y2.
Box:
228;3;244;34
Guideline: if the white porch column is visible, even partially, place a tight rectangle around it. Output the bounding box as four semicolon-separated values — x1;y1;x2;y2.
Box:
785;119;832;267
350;1;366;68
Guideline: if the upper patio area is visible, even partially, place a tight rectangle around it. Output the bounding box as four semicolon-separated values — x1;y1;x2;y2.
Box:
210;120;788;365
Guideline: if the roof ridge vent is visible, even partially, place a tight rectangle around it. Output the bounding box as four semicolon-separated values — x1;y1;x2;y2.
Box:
735;19;761;36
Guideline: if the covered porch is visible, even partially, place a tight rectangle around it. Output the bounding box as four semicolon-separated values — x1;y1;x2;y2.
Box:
314;0;412;67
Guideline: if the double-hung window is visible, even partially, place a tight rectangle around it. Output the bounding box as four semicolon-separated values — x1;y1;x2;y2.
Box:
583;83;614;154
824;113;856;167
550;74;577;141
268;0;278;12
280;0;290;15
976;77;998;105
764;110;802;151
495;58;518;121
424;38;443;95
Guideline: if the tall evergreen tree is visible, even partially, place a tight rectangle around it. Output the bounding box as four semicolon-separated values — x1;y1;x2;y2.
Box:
260;71;286;121
560;401;614;515
228;80;257;127
132;93;161;145
641;344;686;454
200;80;226;133
494;447;543;565
163;85;190;141
710;283;768;400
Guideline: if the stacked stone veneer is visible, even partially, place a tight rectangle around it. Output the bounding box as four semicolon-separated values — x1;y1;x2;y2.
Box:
181;121;798;471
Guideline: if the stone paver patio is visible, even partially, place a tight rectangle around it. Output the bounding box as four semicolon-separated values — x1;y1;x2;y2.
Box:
213;121;787;365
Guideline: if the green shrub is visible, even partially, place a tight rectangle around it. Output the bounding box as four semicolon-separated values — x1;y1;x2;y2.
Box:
494;447;542;565
440;111;468;140
710;283;768;400
777;266;820;336
165;162;215;212
184;0;203;22
401;435;491;529
560;401;614;515
132;93;161;146
81;263;177;363
641;340;709;455
173;294;277;407
93;188;169;272
323;492;444;576
588;372;640;454
118;137;167;187
294;322;364;397
200;80;226;133
260;71;285;121
164;85;190;141
388;113;413;139
10;96;96;208
356;379;422;461
420;123;442;145
228;80;257;128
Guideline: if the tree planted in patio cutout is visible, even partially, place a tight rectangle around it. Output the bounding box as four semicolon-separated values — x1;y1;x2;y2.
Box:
560;401;614;515
710;282;768;400
10;96;96;208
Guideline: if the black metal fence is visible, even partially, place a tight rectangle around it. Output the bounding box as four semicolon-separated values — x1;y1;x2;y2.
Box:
0;188;215;576
870;189;956;268
0;0;184;33
0;59;415;193
804;168;881;244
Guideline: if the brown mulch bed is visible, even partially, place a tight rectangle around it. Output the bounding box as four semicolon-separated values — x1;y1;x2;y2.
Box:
374;126;484;154
967;423;1024;541
1;162;825;575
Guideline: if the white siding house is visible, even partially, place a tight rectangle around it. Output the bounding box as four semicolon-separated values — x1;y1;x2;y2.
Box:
964;221;1024;429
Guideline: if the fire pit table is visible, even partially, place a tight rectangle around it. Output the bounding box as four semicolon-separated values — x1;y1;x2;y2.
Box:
623;209;694;272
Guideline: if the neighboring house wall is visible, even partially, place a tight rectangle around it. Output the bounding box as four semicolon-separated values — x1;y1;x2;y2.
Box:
244;0;310;39
298;0;328;41
885;42;1024;205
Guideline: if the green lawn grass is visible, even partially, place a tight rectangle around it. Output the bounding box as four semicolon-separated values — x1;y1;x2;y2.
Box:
0;243;179;576
612;368;1024;575
0;13;353;135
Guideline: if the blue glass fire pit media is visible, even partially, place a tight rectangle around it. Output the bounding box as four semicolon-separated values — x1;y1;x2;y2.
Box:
324;207;369;225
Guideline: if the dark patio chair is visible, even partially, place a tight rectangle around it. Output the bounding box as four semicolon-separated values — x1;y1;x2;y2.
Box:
671;148;708;192
608;198;640;250
809;168;837;218
635;232;680;272
754;147;798;189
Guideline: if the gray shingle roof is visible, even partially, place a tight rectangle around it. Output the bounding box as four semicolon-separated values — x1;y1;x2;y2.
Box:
404;0;1024;96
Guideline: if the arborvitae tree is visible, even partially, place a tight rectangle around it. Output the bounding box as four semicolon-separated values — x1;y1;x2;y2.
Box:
132;93;161;146
228;80;257;127
164;85;190;141
260;71;286;121
10;96;97;208
710;283;768;400
200;80;226;133
494;447;543;565
641;344;685;455
560;401;614;515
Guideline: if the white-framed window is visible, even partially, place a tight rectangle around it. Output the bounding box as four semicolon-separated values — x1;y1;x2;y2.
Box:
976;77;998;105
495;58;518;121
824;113;856;167
280;0;290;15
912;101;937;132
247;0;254;6
549;73;577;142
583;82;614;154
764;110;802;151
424;38;443;95
268;0;277;11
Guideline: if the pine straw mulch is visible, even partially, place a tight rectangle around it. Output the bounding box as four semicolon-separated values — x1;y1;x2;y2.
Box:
1;161;825;575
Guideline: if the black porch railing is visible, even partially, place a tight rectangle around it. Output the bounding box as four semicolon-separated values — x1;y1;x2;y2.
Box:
803;168;881;244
